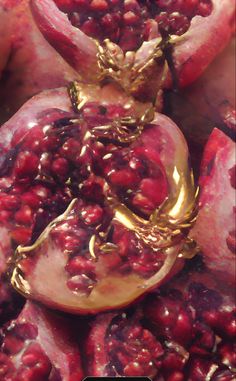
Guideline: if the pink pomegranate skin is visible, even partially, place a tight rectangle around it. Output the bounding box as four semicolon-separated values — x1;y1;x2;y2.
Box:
191;128;235;284
0;0;76;123
30;0;235;88
0;300;84;381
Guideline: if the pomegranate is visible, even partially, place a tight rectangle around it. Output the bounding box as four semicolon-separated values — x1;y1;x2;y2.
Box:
0;0;76;123
30;0;235;92
0;300;84;380
0;80;197;313
191;128;236;283
86;263;236;379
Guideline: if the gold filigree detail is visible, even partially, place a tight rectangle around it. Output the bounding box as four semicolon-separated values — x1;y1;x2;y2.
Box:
96;38;168;99
90;107;155;144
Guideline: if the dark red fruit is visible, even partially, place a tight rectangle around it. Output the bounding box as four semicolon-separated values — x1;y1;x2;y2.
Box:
0;301;83;381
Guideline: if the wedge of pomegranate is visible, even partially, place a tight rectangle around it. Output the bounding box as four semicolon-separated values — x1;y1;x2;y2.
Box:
30;0;235;94
191;128;236;283
86;263;236;379
0;300;83;381
0;83;196;313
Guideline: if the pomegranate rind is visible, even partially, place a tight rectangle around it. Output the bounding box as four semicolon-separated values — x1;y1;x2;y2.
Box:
191;128;236;284
30;0;100;82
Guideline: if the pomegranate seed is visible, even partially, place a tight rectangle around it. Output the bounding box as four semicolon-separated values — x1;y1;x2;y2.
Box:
90;0;109;12
21;192;41;209
109;168;139;187
66;256;95;276
81;18;102;38
14;151;39;179
140;177;167;206
31;185;51;200
0;210;12;223
3;334;24;355
123;11;140;26
14;205;33;225
60;138;81;160
124;0;141;12
219;343;236;368
0;194;20;211
80;205;103;225
11;227;32;245
51;157;69;178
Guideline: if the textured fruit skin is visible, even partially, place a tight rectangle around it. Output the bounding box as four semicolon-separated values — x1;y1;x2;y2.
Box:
30;0;235;88
191;128;235;284
0;301;84;381
0;0;75;123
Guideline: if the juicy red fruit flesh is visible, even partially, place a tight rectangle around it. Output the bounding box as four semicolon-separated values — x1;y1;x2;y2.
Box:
55;0;213;51
86;269;236;379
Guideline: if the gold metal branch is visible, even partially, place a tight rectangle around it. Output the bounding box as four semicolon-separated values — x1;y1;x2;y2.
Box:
90;107;155;144
96;38;167;99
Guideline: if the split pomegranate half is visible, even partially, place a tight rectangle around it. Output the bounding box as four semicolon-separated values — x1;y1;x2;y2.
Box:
0;300;84;381
191;128;236;284
86;265;236;379
0;83;196;313
30;0;235;91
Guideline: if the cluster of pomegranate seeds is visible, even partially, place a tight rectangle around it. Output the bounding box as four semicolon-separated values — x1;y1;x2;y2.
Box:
105;313;164;377
54;0;213;51
145;279;236;380
87;268;236;380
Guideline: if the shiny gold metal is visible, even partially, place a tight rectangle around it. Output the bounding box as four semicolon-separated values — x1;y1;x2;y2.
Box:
90;107;155;144
96;38;167;101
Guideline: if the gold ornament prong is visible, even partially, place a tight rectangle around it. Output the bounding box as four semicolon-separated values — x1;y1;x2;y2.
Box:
68;81;88;112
